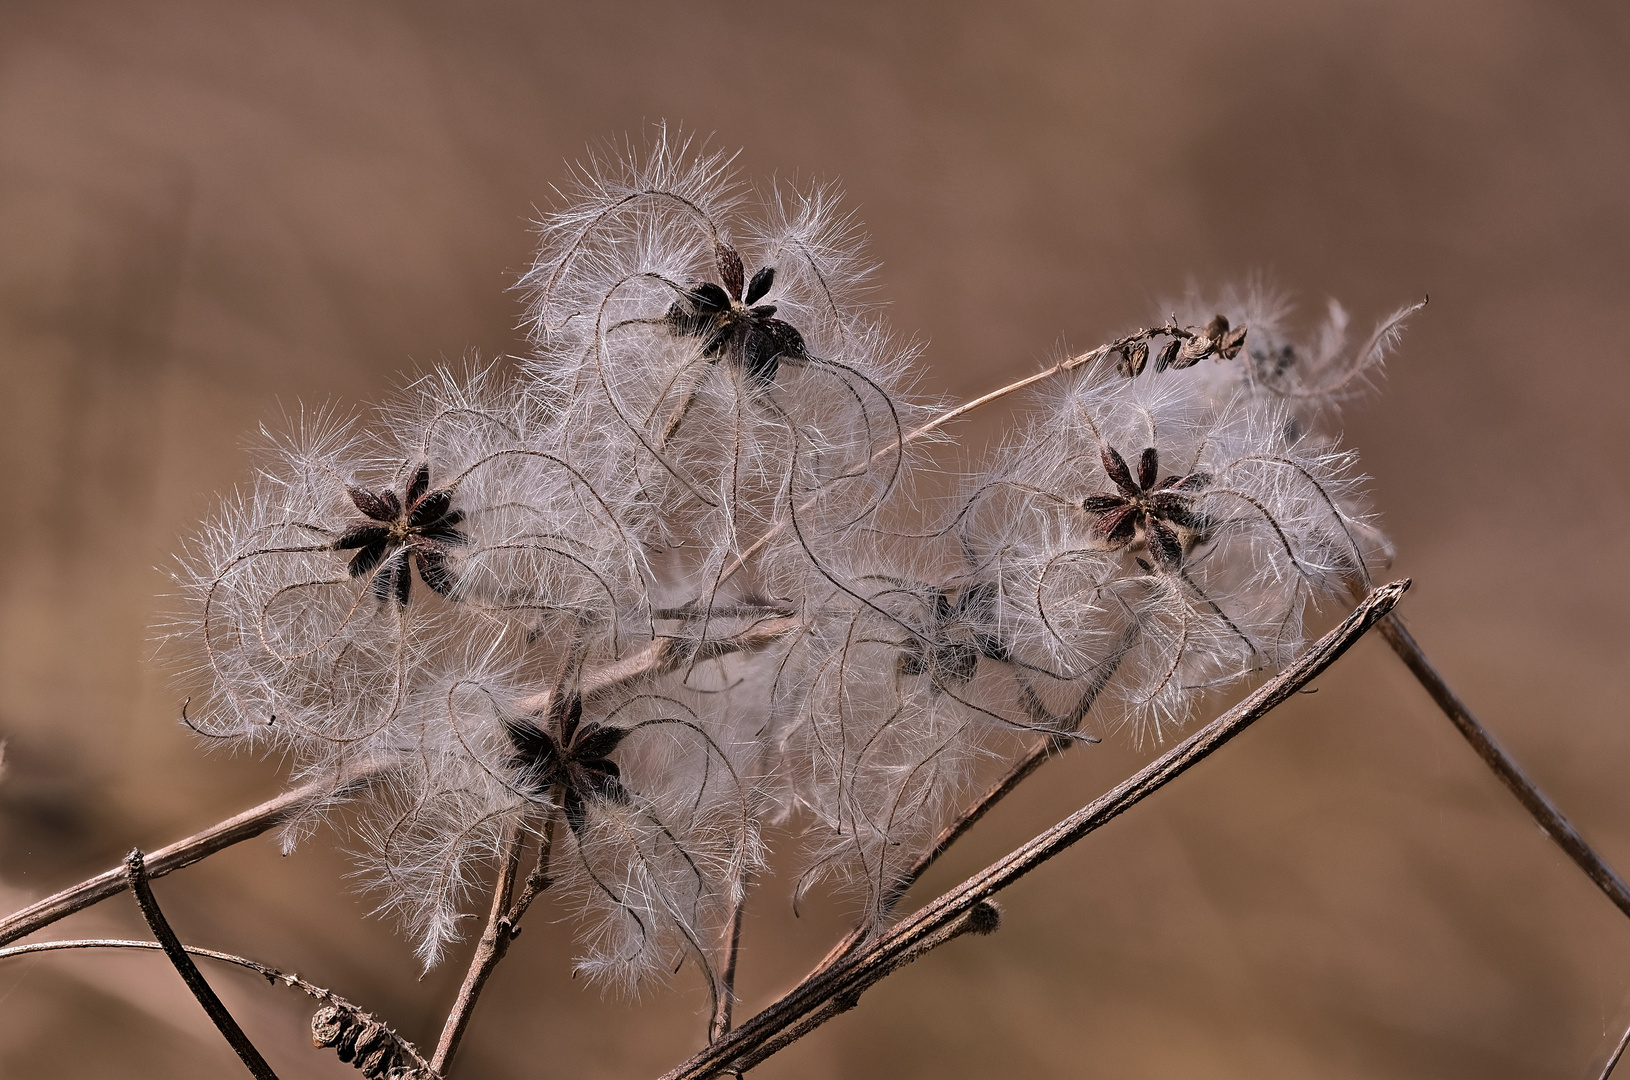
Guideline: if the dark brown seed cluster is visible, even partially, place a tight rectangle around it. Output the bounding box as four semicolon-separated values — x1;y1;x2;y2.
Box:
502;690;631;835
664;240;808;388
1113;314;1249;378
1082;445;1212;569
1115;338;1151;378
333;463;468;605
897;582;1012;689
311;1002;423;1078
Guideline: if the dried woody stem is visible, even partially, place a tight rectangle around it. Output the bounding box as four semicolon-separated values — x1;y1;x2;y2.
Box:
432;816;555;1076
126;849;280;1080
1599;1017;1630;1080
0;759;395;949
804;731;1072;979
808;651;1130;977
709;878;749;1042
665;580;1409;1080
1377;612;1630;919
0;937;323;980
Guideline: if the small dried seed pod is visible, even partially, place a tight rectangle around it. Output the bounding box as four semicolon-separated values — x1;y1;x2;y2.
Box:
351;1020;388;1060
334;1018;363;1063
1217;322;1248;360
1175;333;1215;368
312;1002;422;1077
1154;337;1183;372
357;1037;399;1078
1117;339;1149;378
312;1003;357;1048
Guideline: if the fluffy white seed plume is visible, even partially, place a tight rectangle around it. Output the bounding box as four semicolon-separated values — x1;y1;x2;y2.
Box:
763;524;1088;929
163;132;1416;1000
346;625;765;978
959;361;1388;740
519;129;921;611
172;407;440;760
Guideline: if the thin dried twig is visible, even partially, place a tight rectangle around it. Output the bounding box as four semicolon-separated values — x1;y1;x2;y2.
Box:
581;619;798;701
0;937;321;991
1377;613;1630;921
664;580;1408;1080
126;849;279;1080
431;823;524;1073
709;878;749;1042
809;652;1128;977
806;732;1072;979
0;759;395;949
1598;1017;1630;1080
431;816;555;1075
727;901;1002;1076
0;937;437;1076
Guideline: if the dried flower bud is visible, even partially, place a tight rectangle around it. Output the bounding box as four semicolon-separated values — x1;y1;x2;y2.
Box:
1174;334;1214;368
1217;323;1248;360
311;1002;420;1078
311;1003;353;1048
1116;339;1149;378
1154;337;1183;372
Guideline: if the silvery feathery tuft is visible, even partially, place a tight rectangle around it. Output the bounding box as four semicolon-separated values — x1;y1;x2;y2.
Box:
165;130;1405;998
958;347;1389;741
516;129;925;604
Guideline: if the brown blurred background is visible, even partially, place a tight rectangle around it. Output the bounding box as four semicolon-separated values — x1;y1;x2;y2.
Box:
3;1;1628;1076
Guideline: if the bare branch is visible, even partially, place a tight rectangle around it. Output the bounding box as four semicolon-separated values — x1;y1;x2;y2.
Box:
432;816;555;1075
431;823;524;1074
0;616;795;952
126;849;279;1080
581;618;799;701
0;937;437;1075
0;937;316;991
0;759;395;948
1598;1015;1630;1080
709;878;749;1043
805;731;1071;979
662;579;1408;1080
810;650;1127;977
1377;613;1630;921
728;901;1001;1076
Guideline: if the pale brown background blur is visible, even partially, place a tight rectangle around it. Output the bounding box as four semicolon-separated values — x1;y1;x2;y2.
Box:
2;2;1628;1077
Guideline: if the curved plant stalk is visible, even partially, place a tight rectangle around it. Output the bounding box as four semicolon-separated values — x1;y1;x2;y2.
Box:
126;849;279;1080
1600;1017;1630;1080
709;876;749;1043
0;937;435;1076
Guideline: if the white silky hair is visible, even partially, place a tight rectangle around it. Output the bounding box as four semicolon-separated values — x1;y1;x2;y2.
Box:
166;129;1404;995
